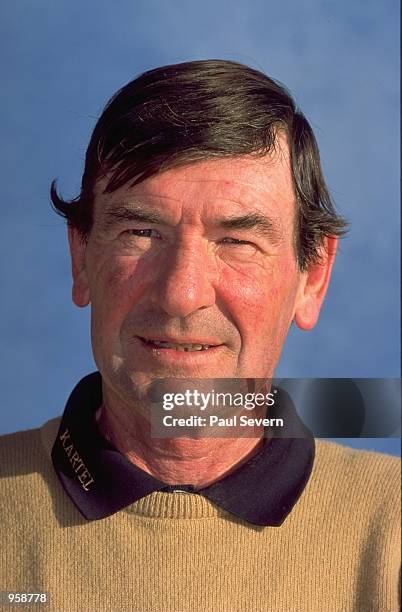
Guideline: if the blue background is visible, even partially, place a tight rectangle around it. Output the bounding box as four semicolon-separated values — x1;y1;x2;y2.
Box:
0;1;400;456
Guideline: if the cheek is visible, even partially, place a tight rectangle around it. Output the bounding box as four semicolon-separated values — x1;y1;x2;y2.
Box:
90;256;156;327
218;260;299;337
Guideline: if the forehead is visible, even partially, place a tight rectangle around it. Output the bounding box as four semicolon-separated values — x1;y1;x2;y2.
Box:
93;133;295;221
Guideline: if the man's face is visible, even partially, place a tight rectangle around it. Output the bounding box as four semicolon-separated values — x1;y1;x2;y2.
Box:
69;134;329;406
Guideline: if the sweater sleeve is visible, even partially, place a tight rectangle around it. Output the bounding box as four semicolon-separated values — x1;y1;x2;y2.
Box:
362;451;401;612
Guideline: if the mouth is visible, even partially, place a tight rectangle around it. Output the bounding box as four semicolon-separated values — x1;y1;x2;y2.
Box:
137;336;220;352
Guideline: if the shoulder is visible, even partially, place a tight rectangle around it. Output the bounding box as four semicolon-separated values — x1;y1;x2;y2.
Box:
309;439;400;522
0;417;61;465
0;417;62;501
314;438;400;483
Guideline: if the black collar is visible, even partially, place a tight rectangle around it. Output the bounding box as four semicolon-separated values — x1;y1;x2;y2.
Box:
51;372;315;526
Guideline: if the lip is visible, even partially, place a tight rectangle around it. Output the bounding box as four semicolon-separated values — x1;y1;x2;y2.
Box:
136;335;222;347
135;335;224;363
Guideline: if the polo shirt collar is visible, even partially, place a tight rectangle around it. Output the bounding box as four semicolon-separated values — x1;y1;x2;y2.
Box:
51;372;315;526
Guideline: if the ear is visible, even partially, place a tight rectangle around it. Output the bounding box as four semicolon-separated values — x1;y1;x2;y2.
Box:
68;226;90;307
294;237;337;330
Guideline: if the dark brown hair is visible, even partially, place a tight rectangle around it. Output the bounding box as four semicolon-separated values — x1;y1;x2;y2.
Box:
51;59;348;270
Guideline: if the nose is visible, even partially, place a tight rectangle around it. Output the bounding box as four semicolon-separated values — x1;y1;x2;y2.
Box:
150;241;216;318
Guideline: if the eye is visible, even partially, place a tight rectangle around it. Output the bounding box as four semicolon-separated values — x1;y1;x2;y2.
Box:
123;228;161;238
118;228;163;253
221;237;254;246
218;237;259;261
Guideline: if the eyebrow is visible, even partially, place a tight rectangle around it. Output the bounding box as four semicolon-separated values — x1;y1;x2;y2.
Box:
100;205;163;231
100;204;283;243
217;213;283;242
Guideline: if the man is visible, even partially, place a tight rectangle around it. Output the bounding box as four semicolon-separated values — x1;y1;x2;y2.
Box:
0;60;400;612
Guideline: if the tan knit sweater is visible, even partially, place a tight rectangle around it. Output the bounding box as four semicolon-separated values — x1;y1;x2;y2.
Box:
0;416;400;612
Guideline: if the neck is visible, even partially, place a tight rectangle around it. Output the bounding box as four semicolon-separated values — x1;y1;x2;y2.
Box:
95;384;266;489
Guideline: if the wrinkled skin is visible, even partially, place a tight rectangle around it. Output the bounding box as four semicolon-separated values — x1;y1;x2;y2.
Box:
68;136;337;485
